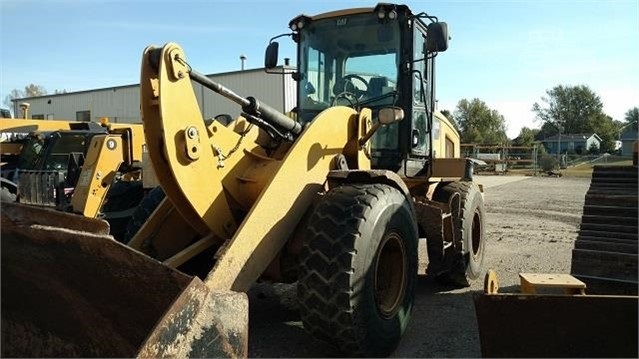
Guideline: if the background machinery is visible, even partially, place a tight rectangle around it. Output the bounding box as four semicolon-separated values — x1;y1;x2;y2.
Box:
1;4;486;357
0;117;148;241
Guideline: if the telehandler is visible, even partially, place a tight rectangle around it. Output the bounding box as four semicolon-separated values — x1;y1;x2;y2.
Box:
1;3;486;357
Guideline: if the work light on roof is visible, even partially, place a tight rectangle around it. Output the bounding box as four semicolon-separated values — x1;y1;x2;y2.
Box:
289;16;309;32
374;4;398;22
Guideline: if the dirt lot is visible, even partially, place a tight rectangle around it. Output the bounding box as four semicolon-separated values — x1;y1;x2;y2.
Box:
247;175;592;357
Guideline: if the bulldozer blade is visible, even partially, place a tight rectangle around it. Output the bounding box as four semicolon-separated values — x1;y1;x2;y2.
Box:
474;293;638;358
1;202;248;358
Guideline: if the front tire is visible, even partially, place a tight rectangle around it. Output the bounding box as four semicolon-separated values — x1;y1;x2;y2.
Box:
298;183;418;357
434;181;486;285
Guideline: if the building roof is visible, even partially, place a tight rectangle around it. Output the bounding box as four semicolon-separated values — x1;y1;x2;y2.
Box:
541;133;601;142
12;65;295;102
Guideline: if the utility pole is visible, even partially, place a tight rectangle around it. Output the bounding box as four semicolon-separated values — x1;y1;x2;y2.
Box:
556;123;562;166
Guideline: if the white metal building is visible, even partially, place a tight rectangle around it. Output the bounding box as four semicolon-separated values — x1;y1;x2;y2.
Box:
12;66;297;124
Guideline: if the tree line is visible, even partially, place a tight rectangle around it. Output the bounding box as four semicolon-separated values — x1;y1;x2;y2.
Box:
4;83;637;154
3;84;67;112
442;84;637;154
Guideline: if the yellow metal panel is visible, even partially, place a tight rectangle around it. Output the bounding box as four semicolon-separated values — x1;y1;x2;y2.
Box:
308;7;373;21
141;44;262;238
433;111;460;159
128;196;199;261
0;118;80;133
71;135;124;217
205;106;362;292
106;123;145;162
519;273;586;295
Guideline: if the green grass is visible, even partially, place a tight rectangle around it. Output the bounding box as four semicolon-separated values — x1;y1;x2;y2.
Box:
562;164;594;178
477;156;635;178
562;158;634;177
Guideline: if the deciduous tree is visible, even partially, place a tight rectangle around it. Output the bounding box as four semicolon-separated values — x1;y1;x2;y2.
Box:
512;127;539;147
3;84;48;109
624;107;638;131
532;85;618;152
452;98;508;145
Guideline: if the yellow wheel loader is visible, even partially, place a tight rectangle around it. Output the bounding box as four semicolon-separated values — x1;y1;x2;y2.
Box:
1;4;486;357
1;117;149;241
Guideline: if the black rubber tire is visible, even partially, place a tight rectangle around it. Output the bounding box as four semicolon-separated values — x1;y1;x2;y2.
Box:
298;183;418;357
434;181;486;284
101;181;145;242
122;186;165;244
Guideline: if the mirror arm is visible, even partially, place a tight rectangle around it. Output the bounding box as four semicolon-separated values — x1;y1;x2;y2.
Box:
359;122;383;147
268;32;293;44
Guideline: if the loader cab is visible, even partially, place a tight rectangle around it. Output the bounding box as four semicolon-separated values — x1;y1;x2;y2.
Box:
266;3;449;175
13;129;106;208
17;131;97;172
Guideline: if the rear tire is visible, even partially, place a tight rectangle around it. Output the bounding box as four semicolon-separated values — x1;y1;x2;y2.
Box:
298;183;418;357
434;181;486;285
123;186;165;243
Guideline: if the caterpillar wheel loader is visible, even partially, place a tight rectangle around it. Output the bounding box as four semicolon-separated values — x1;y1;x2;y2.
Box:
1;3;487;357
1;117;150;241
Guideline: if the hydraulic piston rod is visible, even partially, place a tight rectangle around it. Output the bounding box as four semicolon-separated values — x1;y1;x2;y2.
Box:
189;69;302;136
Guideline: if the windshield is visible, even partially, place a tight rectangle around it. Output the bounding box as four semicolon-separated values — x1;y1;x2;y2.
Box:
17;135;46;170
297;13;400;123
18;133;89;171
43;134;89;170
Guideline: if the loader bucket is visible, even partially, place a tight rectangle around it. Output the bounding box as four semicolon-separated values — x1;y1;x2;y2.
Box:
1;202;248;358
474;293;638;358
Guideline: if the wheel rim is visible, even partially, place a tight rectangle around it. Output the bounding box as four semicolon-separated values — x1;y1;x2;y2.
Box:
374;231;406;319
471;209;482;257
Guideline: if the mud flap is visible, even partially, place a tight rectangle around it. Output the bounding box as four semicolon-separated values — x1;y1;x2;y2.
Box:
473;293;638;358
1;202;248;358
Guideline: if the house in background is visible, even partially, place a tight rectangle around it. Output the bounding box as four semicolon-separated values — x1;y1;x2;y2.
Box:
620;128;638;156
541;133;602;155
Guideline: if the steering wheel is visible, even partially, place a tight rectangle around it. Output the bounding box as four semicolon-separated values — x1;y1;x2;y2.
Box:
343;74;369;98
331;74;369;107
331;92;358;107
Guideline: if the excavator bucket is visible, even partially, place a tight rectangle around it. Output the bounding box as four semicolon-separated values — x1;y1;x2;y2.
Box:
1;202;247;358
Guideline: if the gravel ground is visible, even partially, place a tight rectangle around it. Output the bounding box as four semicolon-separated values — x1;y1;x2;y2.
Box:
247;175;592;357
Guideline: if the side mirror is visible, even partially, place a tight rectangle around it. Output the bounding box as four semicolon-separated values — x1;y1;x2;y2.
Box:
358;107;404;147
264;42;279;69
426;22;449;53
378;106;404;125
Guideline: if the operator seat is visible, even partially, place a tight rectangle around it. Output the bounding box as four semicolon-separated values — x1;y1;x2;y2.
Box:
367;76;388;98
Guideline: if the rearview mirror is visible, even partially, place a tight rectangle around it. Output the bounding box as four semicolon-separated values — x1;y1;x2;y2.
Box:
379;107;404;125
264;42;279;69
426;22;449;53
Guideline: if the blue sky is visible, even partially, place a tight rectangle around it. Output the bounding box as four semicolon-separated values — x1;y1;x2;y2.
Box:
1;0;638;138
